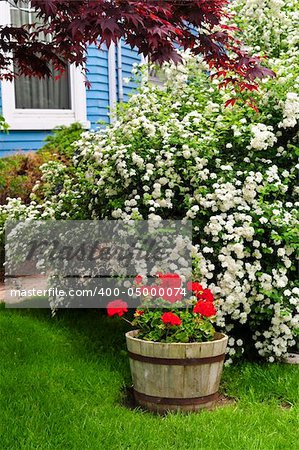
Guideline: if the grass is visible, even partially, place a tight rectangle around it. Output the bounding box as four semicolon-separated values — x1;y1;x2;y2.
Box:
0;308;298;450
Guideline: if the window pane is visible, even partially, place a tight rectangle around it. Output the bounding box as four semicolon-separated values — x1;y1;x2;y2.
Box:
11;3;71;110
11;8;29;26
14;69;71;109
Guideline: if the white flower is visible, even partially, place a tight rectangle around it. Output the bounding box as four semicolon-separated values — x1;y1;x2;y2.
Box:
279;93;299;129
249;123;277;151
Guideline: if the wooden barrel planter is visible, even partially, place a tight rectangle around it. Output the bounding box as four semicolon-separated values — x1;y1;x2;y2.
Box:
126;330;228;414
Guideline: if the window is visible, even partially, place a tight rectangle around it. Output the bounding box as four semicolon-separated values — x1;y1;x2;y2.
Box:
11;1;71;110
0;1;89;130
148;66;166;86
140;56;166;86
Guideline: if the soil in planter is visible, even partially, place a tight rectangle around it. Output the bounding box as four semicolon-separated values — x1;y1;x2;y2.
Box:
121;385;237;415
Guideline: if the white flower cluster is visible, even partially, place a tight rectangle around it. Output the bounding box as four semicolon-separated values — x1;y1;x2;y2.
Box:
231;0;299;57
249;124;277;151
279;92;299;129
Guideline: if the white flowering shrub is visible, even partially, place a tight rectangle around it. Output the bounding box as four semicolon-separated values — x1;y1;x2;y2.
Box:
233;0;299;57
1;0;298;361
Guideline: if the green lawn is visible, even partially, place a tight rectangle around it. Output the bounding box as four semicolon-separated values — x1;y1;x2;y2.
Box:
0;308;298;450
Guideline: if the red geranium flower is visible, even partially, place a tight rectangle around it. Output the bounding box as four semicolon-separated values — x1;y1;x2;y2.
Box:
196;288;214;302
187;281;204;295
193;301;216;317
161;311;182;326
159;273;181;288
134;309;144;317
134;275;143;285
107;299;128;317
159;273;182;303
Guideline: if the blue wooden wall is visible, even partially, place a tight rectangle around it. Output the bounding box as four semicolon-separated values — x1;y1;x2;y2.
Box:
117;41;141;102
86;44;110;129
0;44;141;157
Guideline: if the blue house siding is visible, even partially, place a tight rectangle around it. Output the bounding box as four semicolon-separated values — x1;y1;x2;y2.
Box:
117;41;141;102
0;43;141;156
0;130;50;157
86;45;110;129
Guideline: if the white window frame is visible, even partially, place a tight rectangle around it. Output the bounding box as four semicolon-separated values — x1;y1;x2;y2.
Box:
0;1;90;130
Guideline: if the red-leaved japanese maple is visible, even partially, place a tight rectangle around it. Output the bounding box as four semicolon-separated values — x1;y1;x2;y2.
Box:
0;0;275;98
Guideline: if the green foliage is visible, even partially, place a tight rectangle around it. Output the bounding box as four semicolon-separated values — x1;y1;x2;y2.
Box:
40;122;84;160
134;308;215;343
0;152;56;205
0;115;9;132
0;124;83;206
0;123;84;279
132;299;216;344
0;123;85;208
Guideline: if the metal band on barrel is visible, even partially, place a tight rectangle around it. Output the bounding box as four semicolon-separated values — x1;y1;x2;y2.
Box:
127;351;225;365
133;390;219;405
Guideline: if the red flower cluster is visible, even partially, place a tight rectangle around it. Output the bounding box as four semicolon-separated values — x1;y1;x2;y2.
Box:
193;301;216;318
187;281;216;317
159;273;183;303
187;281;203;294
198;289;214;302
161;312;182;326
107;300;128;317
187;282;214;302
106;276;217;336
